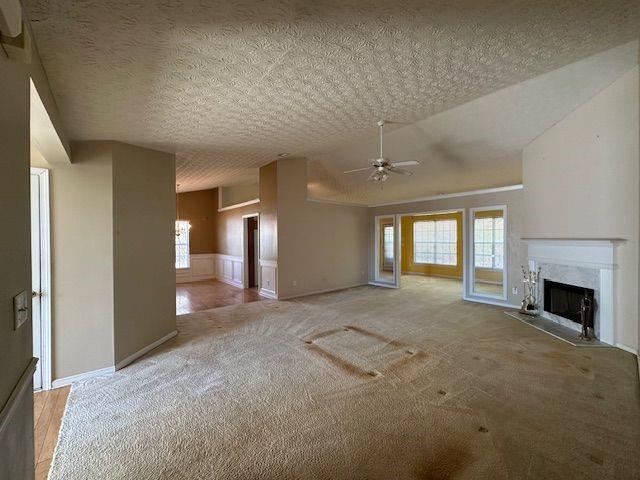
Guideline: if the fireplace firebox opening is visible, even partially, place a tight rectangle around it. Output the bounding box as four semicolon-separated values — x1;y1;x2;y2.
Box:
543;280;595;328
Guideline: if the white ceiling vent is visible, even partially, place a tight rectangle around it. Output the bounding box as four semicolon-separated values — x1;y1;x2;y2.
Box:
0;0;22;37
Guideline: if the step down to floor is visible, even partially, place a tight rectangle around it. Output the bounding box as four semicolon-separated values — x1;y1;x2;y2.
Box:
504;311;611;347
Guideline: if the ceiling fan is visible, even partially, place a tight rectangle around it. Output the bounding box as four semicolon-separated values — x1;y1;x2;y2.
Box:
343;120;420;182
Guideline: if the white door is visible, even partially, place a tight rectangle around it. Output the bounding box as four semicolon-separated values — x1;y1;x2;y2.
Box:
30;173;42;390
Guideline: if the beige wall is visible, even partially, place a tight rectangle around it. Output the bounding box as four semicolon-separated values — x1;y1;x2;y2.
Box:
216;203;260;257
49;142;115;379
0;48;35;480
21;19;71;160
370;189;527;307
219;182;259;208
189;163;277;265
177;189;218;254
37;141;177;378
259;162;278;262
277;158;369;299
112;143;176;364
523;66;639;351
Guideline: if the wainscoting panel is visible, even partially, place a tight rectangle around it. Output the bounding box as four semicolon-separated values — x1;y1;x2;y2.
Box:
259;259;278;299
176;253;243;287
176;254;216;283
217;254;244;288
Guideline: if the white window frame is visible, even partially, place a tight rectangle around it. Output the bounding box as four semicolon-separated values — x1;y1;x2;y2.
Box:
473;216;504;270
175;220;191;269
469;205;508;301
413;218;457;266
383;225;394;263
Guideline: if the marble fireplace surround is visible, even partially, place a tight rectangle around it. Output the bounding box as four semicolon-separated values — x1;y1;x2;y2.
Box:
523;238;624;346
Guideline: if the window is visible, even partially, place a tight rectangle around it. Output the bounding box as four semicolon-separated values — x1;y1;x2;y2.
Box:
413;219;457;266
383;225;394;262
175;220;190;269
474;216;503;269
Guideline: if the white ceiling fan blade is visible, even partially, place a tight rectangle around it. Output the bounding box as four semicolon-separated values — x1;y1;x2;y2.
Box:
343;167;373;174
389;168;413;176
391;160;419;167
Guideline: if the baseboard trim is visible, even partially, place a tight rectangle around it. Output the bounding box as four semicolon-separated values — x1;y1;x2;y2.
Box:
0;357;37;438
116;330;178;371
52;365;115;389
259;288;278;299
615;342;638;356
401;272;463;281
216;276;243;289
369;281;397;289
463;294;520;310
279;283;368;300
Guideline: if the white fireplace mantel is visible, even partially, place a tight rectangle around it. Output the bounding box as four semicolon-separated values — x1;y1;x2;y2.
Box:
522;238;626;347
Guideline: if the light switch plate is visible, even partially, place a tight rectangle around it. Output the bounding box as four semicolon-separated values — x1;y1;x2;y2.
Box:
13;290;29;330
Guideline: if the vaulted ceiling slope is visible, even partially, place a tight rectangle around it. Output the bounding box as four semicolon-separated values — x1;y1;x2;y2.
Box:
310;41;639;204
25;0;640;193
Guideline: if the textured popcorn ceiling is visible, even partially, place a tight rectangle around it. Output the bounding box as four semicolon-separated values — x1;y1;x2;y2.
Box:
25;0;640;199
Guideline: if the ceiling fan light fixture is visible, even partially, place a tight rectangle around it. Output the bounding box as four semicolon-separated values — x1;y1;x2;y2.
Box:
343;120;420;182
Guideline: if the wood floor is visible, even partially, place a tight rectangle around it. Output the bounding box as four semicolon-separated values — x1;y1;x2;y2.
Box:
176;279;262;314
34;386;71;480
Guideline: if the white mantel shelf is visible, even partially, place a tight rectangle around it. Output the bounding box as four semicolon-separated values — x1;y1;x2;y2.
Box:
522;238;626;245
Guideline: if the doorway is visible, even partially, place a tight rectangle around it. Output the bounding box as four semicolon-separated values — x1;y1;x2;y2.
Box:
30;167;52;391
373;215;399;287
243;214;259;290
468;205;507;301
397;210;465;295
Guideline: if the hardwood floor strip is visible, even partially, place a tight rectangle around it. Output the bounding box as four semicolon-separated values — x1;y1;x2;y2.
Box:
34;388;59;464
33;390;48;430
41;387;70;462
34;458;52;480
34;386;71;479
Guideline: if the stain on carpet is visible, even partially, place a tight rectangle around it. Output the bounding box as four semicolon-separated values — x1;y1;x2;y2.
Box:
414;444;473;480
304;325;425;378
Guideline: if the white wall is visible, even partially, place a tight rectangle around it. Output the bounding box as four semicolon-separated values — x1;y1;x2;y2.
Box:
523;66;639;351
277;158;369;299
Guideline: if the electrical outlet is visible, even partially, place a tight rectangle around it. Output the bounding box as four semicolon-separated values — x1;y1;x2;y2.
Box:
512;286;518;295
292;280;297;287
13;290;29;330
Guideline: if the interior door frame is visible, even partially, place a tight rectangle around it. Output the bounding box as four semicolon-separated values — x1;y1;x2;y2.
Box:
372;214;400;288
397;208;466;294
467;205;508;302
30;167;52;391
242;213;260;290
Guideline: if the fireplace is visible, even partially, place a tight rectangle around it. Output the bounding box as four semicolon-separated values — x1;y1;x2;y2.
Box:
543;280;595;328
524;238;618;346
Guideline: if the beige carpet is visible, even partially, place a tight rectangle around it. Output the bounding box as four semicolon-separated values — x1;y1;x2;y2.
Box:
50;277;640;479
